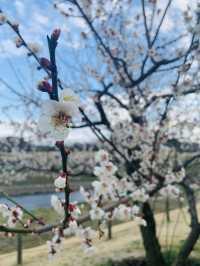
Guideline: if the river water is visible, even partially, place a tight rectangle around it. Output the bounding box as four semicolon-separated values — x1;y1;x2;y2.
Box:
0;191;85;210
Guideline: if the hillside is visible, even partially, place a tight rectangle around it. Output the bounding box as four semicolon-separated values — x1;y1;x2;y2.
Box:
0;204;199;266
0;137;97;195
0;137;200;196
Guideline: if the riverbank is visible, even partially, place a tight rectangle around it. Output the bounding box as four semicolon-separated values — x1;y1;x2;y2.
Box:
0;190;85;210
0;180;91;197
0;203;199;266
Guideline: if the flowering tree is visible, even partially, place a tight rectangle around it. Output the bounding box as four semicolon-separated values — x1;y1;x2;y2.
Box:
0;1;200;266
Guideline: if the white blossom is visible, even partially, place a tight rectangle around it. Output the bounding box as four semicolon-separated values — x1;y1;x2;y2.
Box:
69;203;81;219
38;88;79;141
38;100;72;141
54;175;66;189
132;188;149;203
51;195;64;216
113;204;132;221
160;184;180;199
131;205;140;216
134;216;147;227
94;162;117;177
77;226;96;240
0;204;10;218
0;205;23;228
63;220;78;236
60;88;80;107
95;150;109;165
28;42;41;54
89;206;105;220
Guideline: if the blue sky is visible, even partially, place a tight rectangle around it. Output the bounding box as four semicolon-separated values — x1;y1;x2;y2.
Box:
0;0;96;141
0;0;89;118
0;0;197;141
0;0;193;105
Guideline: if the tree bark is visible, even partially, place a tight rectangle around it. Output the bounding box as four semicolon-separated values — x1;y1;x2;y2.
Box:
140;202;166;266
173;181;200;266
173;224;200;266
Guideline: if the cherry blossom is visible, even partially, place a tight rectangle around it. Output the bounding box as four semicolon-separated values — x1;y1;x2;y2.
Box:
38;100;72;140
63;220;78;236
95;149;109;165
0;12;6;25
89;205;105;220
27;42;41;54
54;174;66;189
0;204;23;228
51;195;64;217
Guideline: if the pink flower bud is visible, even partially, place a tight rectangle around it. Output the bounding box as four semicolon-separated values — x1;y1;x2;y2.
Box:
15;37;23;48
51;28;61;41
40;57;52;70
55;140;64;148
68;203;76;212
37;80;53;93
60;172;66;177
65;148;70;155
11;22;19;32
38;218;45;225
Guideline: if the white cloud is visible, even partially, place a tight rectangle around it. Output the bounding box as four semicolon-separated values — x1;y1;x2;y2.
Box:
0;121;99;144
0;122;16;137
67;127;98;143
15;0;25;16
33;13;49;26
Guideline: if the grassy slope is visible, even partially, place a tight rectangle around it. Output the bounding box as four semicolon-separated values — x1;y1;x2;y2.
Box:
0;208;58;254
0;204;200;266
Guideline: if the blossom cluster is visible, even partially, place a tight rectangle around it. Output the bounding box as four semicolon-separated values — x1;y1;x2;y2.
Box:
81;150;147;224
38;88;79;141
0;204;23;228
50;194;96;254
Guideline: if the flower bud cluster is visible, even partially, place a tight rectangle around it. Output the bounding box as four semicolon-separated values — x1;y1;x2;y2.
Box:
0;204;23;228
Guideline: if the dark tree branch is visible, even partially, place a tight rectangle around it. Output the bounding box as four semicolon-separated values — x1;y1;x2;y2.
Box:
79;107;129;162
1;192;45;225
141;0;151;47
0;197;130;234
104;91;128;110
47;36;59;101
59;0;134;86
151;0;173;47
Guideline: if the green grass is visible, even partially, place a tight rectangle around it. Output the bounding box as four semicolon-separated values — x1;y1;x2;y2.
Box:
0;208;58;254
0;203;91;254
0;196;194;254
0;194;199;263
97;250;200;266
163;250;200;266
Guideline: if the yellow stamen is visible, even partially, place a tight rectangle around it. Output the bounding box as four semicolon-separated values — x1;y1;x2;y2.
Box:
63;95;75;102
51;111;71;128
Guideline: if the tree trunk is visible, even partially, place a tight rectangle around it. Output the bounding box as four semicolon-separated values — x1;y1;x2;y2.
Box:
173;182;200;266
173;225;200;266
107;219;112;240
140;202;166;266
